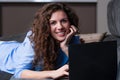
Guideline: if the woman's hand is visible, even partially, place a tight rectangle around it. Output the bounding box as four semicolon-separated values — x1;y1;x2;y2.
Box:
60;25;78;56
51;64;69;79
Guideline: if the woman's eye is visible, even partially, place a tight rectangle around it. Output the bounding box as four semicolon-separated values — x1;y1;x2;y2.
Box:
50;21;56;25
62;19;68;23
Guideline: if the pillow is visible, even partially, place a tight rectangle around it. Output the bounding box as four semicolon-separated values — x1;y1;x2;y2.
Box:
77;32;107;43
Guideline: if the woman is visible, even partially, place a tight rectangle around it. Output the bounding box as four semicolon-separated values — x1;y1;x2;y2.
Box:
0;3;80;79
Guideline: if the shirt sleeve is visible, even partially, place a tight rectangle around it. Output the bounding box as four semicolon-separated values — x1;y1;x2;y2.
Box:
12;31;35;78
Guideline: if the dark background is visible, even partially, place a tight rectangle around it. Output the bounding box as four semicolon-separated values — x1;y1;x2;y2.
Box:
0;2;96;37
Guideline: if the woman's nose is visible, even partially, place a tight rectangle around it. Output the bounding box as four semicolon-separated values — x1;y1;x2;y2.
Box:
57;23;63;29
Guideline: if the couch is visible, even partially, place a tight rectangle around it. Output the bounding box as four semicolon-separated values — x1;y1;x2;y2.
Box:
0;32;117;80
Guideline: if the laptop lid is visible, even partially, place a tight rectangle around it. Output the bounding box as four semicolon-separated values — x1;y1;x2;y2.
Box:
69;41;117;80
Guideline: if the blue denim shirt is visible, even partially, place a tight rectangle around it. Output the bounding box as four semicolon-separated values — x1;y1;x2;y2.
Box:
0;31;80;78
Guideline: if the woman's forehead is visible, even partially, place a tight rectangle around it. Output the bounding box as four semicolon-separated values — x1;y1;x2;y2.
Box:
50;10;68;20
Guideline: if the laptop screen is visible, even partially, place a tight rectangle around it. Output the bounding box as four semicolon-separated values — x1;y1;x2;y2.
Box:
69;41;117;80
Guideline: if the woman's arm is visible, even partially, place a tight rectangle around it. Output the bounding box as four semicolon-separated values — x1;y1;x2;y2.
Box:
20;64;69;79
60;25;78;56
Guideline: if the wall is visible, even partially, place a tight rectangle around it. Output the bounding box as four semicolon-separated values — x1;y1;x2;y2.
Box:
0;3;96;37
0;0;113;37
97;0;111;33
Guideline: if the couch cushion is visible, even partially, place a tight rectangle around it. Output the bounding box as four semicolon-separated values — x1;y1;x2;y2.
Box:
77;32;107;43
0;32;26;42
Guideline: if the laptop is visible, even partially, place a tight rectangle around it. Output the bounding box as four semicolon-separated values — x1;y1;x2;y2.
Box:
69;41;117;80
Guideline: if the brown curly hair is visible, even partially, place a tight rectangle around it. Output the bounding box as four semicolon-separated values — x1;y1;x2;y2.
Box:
30;3;79;70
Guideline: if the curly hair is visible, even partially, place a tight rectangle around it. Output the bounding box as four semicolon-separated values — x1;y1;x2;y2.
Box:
30;3;79;70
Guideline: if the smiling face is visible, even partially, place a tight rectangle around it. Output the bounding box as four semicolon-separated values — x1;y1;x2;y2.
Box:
49;10;70;42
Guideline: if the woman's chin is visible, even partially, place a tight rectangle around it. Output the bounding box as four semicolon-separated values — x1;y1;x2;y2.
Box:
57;38;65;42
